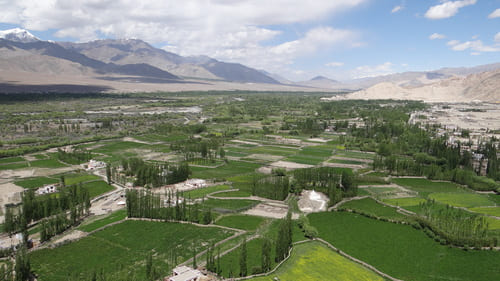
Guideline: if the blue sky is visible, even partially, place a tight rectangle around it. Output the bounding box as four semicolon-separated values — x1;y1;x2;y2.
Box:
0;0;498;81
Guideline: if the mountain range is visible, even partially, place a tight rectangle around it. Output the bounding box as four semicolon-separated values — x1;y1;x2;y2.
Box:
0;28;499;102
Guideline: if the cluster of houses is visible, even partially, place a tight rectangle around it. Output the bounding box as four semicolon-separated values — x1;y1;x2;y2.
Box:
83;159;107;171
165;266;207;281
36;184;58;195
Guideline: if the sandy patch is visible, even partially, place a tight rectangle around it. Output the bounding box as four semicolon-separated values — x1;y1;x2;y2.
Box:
321;162;364;169
257;167;272;174
270;161;314;170
123;136;156;145
298;190;329;213
51;230;87;245
307;138;328;143
230;140;260;146
243;202;288;219
0;168;35;179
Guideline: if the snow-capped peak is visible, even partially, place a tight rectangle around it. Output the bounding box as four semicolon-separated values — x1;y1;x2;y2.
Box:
0;28;40;43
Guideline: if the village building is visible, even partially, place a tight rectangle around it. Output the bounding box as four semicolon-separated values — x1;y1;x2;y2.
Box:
166;266;203;281
36;184;57;195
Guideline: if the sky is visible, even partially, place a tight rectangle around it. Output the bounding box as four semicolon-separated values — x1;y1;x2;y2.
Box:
0;0;499;81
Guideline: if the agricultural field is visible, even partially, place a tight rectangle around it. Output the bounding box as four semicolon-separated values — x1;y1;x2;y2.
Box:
0;162;29;170
190;161;261;180
469;207;500;217
212;190;253;198
14;177;59;189
201;199;259;212
328;158;366;165
81;180;115;198
309;212;500;281
30;220;234;281
428;192;495;208
332;150;375;160
78;209;127;232
182;185;232;199
29;159;67;168
338;198;408;221
64;173;102;185
215;215;267;231
250;241;384;281
285;145;333;165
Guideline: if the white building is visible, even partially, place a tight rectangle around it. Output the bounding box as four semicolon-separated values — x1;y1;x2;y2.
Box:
167;266;203;281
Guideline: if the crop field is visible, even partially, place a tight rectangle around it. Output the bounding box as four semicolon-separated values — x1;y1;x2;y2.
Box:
64;173;102;185
392;178;467;195
338;198;408;221
0;162;29;170
213;190;253;198
190;161;261;180
215;215;267;231
29;159;67;168
333;150;375;160
247;146;298;157
218;237;276;278
0;156;25;164
30;220;234;281
428;192;496;208
328;158;365;165
250;241;384;281
182;185;232;199
14;176;59;189
201;199;259;211
469;207;500;217
309;212;500;281
92;141;152;154
81;180;114;198
382;197;427;207
78;209;127;232
362;186;397;195
284;146;333;165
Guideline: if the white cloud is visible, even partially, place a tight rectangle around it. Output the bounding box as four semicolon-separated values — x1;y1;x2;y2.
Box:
447;40;460;46
325;61;344;67
495;32;500;43
351;62;395;78
0;0;366;77
391;6;402;13
488;8;500;19
470;52;480;56
425;0;476;20
429;33;446;40
449;40;500;52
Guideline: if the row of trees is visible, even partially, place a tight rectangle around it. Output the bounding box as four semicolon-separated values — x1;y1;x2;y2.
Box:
3;184;90;235
170;138;225;162
120;158;190;188
251;176;290;200
415;200;497;248
56;148;92;165
125;190;213;224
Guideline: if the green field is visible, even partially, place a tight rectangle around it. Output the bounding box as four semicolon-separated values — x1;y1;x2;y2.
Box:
363;186;398;195
218;237;277;278
250;241;384;281
428;192;495;208
328;158;366;165
215;215;267;231
392;178;467;195
201;199;258;212
213;190;253;197
14;177;59;189
65;173;102;185
81;180;115;198
78;209;127;232
0;162;29;170
309;212;500;281
339;198;408;221
31;220;234;281
0;156;25;164
469;207;500;217
29;159;67;168
284;145;333;165
382;197;427;207
182;185;232;199
247;146;298;157
190;161;261;180
333;150;375;160
92;141;151;154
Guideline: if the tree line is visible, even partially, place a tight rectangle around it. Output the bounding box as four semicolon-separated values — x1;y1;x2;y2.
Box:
120;158;190;188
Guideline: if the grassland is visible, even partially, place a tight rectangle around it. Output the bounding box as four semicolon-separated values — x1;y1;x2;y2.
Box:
333;150;375;160
338;198;408;221
213;190;253;197
392;178;467;196
0;162;29;170
31;220;234;281
0;156;25;164
64;173;102;185
285;145;333;165
201;199;259;211
14;177;59;189
469;207;500;217
250;241;384;281
78;209;127;232
190;161;261;180
309;211;500;281
328;158;366;165
182;185;232;199
218;237;276;278
81;180;114;198
215;215;267;231
382;197;427;207
428;192;495;208
29;159;67;168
